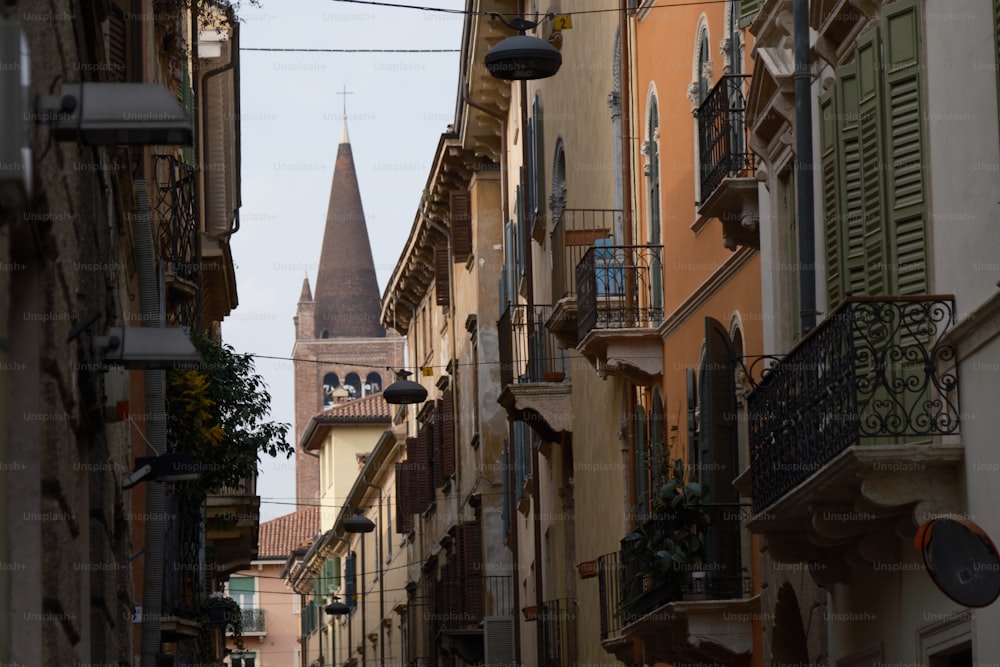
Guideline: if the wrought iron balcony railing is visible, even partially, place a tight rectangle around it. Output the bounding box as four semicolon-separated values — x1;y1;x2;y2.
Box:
748;296;960;513
551;209;621;301
576;245;664;341
485;574;514;617
696;74;755;204
598;505;751;631
499;304;562;387
162;492;204;621
153;154;201;330
539;598;578;667
227;607;266;634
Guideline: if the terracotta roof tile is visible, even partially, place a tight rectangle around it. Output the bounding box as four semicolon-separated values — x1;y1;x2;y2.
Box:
319;392;393;423
258;506;320;559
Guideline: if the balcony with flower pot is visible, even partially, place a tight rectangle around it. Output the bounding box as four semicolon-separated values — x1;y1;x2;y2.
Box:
597;460;758;665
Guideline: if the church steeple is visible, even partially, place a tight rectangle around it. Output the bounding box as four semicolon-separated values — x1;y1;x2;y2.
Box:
312;116;385;338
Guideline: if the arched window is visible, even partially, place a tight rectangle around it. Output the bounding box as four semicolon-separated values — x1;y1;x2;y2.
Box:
321;329;329;339
345;372;362;399
550;140;567;227
365;372;382;395
322;373;340;408
697;27;711;104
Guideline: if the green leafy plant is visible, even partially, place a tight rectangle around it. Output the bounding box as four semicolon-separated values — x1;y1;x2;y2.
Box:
638;457;711;577
197;592;244;660
167;332;293;494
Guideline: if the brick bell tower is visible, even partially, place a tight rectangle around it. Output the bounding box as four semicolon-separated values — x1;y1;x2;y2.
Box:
292;116;404;507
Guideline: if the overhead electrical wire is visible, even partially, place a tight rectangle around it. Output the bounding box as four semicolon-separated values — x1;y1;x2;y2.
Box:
238;0;737;53
328;0;734;16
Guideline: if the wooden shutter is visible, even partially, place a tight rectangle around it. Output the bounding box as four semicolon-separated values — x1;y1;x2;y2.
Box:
417;424;434;510
856;27;888;296
344;552;357;608
443;547;461;623
738;0;764;28
395;462;413;534
502;220;516;310
701;318;742;587
450;191;473;262
461;521;484;620
501;442;511;537
426;573;438;664
431;406;445;490
440;390;456;478
650;390;666;490
108;5;128;83
835;61;867;298
531;96;546;238
820;88;842;306
686;369;698;465
435;245;450;307
633;404;648;518
881;0;927;295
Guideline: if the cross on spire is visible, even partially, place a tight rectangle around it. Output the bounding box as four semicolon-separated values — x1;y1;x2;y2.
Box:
336;85;353;119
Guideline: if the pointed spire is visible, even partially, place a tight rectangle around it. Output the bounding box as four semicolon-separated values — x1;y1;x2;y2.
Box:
340;116;350;145
299;274;313;302
311;122;385;338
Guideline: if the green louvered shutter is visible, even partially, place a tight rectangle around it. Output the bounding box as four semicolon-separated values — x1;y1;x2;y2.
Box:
835;61;867;299
857;28;888;296
882;0;928;295
738;0;763;28
819;89;842;306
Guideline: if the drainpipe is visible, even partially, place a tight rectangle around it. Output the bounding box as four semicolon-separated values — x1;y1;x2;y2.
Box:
793;0;817;335
620;0;634;248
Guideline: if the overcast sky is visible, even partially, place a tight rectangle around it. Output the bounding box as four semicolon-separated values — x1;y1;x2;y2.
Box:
221;0;464;521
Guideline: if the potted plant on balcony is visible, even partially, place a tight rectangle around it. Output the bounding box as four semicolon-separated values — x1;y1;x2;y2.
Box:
622;457;712;612
196;591;244;662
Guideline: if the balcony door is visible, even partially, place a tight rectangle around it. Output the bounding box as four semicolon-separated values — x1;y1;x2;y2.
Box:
697;318;742;595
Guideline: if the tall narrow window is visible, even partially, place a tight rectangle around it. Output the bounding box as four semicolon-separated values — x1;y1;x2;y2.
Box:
697;317;742;596
698;28;711;104
646;96;664;318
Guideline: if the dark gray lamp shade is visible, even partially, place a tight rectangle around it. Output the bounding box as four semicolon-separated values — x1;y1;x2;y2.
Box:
485;34;562;80
343;514;376;534
383;369;428;405
325;598;352;615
